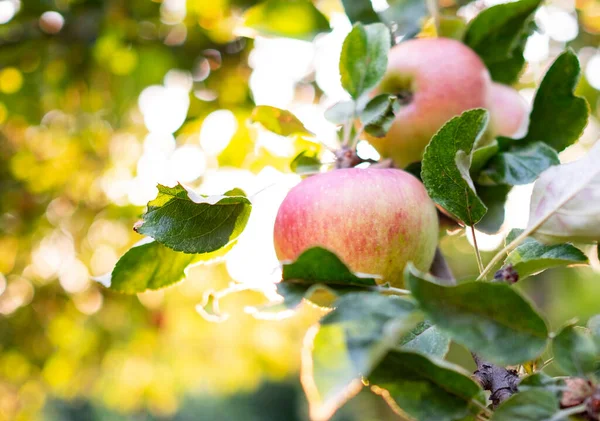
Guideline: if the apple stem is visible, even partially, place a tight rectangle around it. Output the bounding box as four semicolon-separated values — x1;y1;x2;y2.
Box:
470;225;485;274
341;112;354;147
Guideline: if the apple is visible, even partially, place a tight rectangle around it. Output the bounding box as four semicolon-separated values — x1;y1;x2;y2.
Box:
273;168;438;286
486;82;530;138
367;37;491;168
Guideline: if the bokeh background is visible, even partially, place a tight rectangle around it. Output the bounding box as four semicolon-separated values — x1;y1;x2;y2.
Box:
1;0;599;420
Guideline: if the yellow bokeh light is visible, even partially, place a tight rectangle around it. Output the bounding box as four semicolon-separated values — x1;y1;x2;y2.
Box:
0;67;23;94
110;48;139;75
0;102;7;125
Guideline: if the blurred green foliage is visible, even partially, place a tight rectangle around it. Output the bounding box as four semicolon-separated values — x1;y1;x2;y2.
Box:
0;0;599;420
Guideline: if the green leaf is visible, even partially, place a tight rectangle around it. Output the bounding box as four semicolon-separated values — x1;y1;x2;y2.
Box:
135;184;252;254
305;293;421;420
435;16;468;40
503;229;588;280
282;247;378;287
552;323;599;376
101;241;193;294
340;23;391;99
421;109;489;226
518;372;564;393
360;94;400;138
523;50;590;152
398;321;451;359
341;0;380;24
491;390;560;421
369;351;485;421
470;140;499;177
406;265;549;365
588;315;600;348
290;151;321;175
324;101;355;125
464;0;540;84
242;0;330;41
380;0;428;39
479;142;560;186
250;105;312;137
474;185;511;234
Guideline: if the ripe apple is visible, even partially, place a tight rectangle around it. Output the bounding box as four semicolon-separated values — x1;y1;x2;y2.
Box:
367;37;491;168
273;168;439;286
486;82;530;138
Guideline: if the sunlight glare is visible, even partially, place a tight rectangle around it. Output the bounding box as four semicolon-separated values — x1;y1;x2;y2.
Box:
199;110;238;156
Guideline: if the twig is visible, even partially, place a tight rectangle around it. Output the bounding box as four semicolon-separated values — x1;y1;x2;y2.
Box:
471;352;520;408
471;225;485;274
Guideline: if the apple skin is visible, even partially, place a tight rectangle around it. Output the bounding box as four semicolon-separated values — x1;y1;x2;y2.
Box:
487;82;530;138
273;168;439;286
367;37;491;168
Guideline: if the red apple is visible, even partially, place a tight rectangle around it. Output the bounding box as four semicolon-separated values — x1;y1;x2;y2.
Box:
487;82;530;138
367;38;491;168
273;168;438;286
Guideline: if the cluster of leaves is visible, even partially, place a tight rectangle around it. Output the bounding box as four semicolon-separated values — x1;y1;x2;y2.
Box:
102;184;252;293
271;248;600;421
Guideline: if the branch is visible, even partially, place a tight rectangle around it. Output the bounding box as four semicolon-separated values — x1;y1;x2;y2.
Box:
471;353;519;408
430;249;520;408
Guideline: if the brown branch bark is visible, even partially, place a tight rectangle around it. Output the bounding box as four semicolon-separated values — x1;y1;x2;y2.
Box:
429;247;520;408
471;353;519;408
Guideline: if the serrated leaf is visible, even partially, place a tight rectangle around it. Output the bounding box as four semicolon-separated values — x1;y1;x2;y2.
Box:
491;390;560;421
552;323;599;376
304;293;421;421
360;94;400;138
503;229;587;280
282;247;378;287
421;109;489;226
135;184;252;254
379;0;428;40
528;141;600;244
251;105;312;137
290;151;321;175
398;321;451;359
479;142;560;186
406;265;548;365
101;240;229;294
369;351;485;421
242;0;330;41
474;185;511;234
464;0;540;84
341;0;380;24
522;50;589;152
340;23;391;99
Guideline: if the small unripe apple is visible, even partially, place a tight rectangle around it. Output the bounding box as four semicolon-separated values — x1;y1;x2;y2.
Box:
367;38;491;168
487;82;530;138
273;168;438;286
